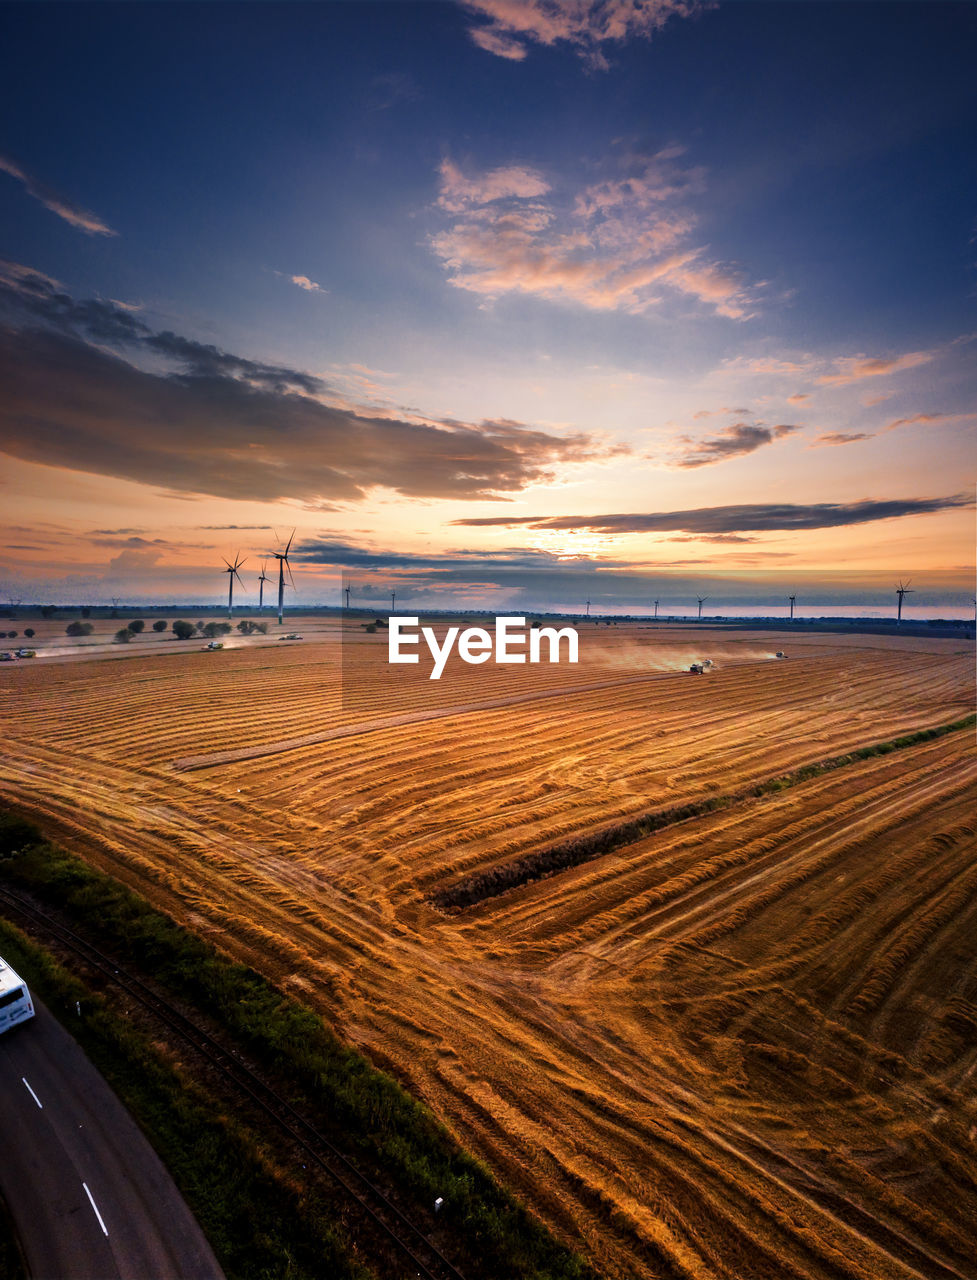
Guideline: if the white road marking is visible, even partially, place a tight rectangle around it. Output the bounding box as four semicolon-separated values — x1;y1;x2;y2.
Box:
82;1182;109;1236
21;1077;42;1109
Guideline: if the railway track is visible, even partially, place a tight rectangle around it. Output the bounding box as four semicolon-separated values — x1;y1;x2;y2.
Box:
0;883;467;1280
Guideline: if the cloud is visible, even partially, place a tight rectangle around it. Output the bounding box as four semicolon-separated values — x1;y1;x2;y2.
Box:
883;411;975;431
0;274;614;504
290;275;325;294
437;159;550;212
0;155;117;236
106;547;165;572
817;350;933;386
811;431;874;447
462;0;703;67
787;393;809;404
431;151;757;318
673;421;800;468
453;495;974;534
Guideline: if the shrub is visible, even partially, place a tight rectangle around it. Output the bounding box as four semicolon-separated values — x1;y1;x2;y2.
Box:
172;620;196;640
23;629;34;639
152;620;167;632
114;628;132;643
65;621;94;637
128;619;145;634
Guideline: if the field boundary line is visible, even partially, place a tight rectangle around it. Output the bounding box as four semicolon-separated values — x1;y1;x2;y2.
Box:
432;715;977;912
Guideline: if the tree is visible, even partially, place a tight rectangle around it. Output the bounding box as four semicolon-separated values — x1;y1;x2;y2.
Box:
24;629;34;639
128;619;145;634
114;627;132;643
172;620;195;640
65;621;94;637
152;620;167;632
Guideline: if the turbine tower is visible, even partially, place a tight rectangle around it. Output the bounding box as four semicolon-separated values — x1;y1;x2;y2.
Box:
789;593;796;621
391;590;396;611
697;596;708;620
257;562;270;612
653;598;660;619
585;599;591;617
895;579;913;625
222;553;246;618
344;582;352;610
270;531;295;626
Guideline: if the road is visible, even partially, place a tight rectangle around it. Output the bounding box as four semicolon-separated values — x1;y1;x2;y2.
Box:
0;998;224;1280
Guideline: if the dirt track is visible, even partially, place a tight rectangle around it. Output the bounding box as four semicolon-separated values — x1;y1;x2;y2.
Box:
1;622;975;1279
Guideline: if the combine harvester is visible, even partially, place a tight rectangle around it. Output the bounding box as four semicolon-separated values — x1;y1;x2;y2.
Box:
0;955;35;1034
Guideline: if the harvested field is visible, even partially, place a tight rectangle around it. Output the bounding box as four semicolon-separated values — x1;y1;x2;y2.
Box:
1;621;975;1279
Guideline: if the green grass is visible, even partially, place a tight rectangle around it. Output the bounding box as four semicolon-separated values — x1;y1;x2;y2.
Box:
0;915;370;1280
0;814;597;1280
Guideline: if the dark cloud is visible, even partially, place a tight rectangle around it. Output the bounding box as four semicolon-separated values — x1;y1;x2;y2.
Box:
90;535;168;549
453;495;974;534
674;421;800;468
0;324;605;503
811;431;874;447
146;330;323;395
0;265;324;394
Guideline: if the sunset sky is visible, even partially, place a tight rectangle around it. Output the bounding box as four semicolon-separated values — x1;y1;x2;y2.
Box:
1;0;975;614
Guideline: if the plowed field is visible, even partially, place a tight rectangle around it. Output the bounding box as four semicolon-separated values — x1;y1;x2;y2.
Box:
1;622;975;1279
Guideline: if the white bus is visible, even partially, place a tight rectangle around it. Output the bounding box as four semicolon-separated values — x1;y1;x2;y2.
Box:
0;956;35;1033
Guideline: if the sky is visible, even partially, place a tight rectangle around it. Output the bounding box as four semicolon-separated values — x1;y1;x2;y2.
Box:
0;0;975;614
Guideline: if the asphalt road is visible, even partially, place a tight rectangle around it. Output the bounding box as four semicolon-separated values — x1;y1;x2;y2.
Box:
0;998;224;1280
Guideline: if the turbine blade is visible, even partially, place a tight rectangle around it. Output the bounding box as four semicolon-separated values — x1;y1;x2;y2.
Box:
285;527;295;554
286;562;296;590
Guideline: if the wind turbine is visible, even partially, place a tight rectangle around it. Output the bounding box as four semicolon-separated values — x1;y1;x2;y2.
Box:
788;593;796;621
257;562;270;612
391;589;396;611
697;596;708;620
344;582;352;610
653;598;660;620
585;599;591;617
270;531;295;626
895;579;913;625
223;553;246;617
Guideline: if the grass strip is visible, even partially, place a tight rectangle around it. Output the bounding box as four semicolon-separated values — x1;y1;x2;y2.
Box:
0;915;368;1280
0;815;597;1280
433;715;977;911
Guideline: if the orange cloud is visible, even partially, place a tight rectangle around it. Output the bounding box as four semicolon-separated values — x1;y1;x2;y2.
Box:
437;159;550;212
0;154;117;236
817;350;933;386
431;152;757;318
810;431;874;447
462;0;703;66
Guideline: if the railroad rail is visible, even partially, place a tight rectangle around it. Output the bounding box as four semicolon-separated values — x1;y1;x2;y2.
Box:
0;883;467;1280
